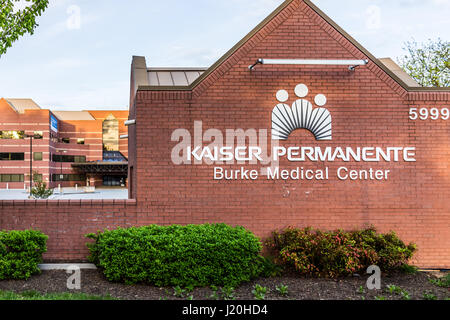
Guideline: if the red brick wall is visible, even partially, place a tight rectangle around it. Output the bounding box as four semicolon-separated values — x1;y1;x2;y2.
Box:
0;0;448;267
132;0;450;268
0;200;137;261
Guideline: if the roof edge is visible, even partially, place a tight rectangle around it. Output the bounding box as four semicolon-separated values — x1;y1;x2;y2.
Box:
137;85;194;91
148;67;208;71
3;99;19;113
137;0;450;93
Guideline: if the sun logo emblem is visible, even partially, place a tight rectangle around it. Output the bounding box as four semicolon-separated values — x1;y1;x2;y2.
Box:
271;84;332;141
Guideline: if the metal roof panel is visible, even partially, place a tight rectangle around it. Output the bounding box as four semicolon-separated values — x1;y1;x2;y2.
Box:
186;71;203;85
148;72;159;85
171;71;189;86
146;69;206;86
52;111;96;121
6;98;41;113
156;72;173;86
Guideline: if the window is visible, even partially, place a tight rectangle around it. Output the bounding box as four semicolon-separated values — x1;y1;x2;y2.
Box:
0;174;24;182
0;153;25;161
74;155;86;163
61;138;70;144
33;131;43;139
77;138;85;145
50;132;58;143
103;114;119;151
33;152;43;161
0;131;25;139
103;175;126;187
52;154;86;163
52;174;86;182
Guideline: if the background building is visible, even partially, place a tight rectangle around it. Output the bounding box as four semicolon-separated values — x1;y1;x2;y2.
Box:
0;98;128;189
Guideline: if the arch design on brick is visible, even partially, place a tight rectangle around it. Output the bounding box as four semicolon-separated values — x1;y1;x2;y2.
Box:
271;84;332;141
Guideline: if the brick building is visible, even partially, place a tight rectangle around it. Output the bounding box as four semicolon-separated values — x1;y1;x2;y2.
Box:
128;0;449;267
0;98;128;189
0;0;448;267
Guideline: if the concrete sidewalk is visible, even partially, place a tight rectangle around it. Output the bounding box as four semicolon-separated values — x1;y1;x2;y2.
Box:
0;188;128;200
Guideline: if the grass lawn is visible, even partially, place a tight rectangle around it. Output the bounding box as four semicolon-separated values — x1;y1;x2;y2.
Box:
0;290;116;300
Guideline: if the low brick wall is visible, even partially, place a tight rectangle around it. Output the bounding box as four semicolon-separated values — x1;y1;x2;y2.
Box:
1;200;449;268
0;199;137;262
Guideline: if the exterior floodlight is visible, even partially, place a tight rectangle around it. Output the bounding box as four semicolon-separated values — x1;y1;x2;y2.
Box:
249;59;369;71
120;134;129;139
125;119;136;126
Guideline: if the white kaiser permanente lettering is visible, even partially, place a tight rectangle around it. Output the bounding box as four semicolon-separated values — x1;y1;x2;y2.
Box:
186;146;416;163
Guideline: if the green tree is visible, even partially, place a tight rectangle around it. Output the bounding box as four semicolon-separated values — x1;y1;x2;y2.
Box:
397;38;449;87
31;171;53;199
0;0;49;56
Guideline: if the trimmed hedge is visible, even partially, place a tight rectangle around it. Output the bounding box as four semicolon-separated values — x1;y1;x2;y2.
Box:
0;229;48;280
86;224;265;287
266;227;416;277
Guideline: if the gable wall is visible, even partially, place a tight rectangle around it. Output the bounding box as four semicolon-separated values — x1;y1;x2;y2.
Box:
133;0;450;268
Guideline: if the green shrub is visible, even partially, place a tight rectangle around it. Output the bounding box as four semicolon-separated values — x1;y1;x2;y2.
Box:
86;223;264;287
31;180;53;199
0;229;48;280
252;284;268;300
257;256;283;277
422;291;437;300
30;171;53;199
399;263;418;274
0;290;116;300
265;226;416;277
275;284;288;296
429;274;450;288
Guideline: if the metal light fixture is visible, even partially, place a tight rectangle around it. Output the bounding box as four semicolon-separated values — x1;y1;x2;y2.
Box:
125;119;136;126
249;59;369;71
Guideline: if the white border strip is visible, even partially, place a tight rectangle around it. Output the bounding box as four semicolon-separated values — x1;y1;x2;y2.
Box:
38;263;97;270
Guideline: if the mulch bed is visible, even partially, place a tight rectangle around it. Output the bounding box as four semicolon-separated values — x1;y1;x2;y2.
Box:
0;269;448;300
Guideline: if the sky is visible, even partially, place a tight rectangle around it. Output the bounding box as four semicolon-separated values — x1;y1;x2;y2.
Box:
0;0;448;110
